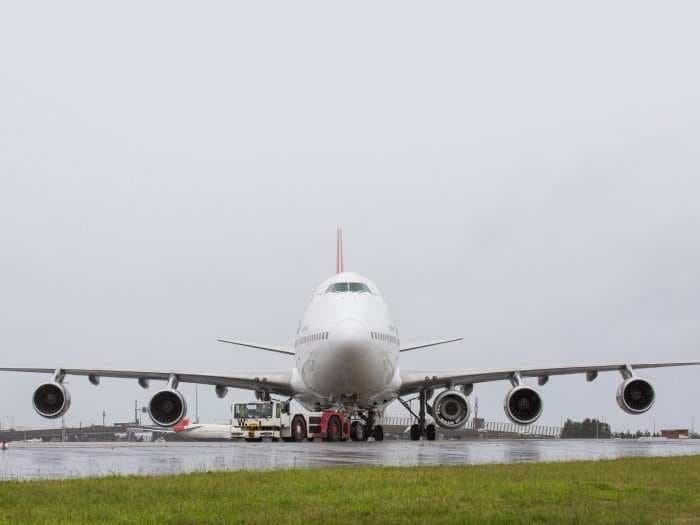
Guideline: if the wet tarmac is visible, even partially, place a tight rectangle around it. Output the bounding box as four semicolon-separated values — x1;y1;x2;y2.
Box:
1;439;699;480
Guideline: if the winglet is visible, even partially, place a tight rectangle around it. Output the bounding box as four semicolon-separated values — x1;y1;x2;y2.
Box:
336;226;344;274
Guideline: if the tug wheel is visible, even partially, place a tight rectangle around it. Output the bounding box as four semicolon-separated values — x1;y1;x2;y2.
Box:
326;416;341;442
291;415;307;442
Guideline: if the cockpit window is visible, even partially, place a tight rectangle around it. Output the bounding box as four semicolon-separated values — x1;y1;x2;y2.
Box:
326;282;372;294
327;282;349;293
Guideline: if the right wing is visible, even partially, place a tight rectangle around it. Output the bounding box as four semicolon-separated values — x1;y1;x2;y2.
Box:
399;361;700;395
0;367;295;396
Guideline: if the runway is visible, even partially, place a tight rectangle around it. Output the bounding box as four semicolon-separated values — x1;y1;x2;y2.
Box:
1;439;699;480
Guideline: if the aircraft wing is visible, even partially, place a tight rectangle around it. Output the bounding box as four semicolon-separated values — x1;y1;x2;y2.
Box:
0;367;295;396
398;361;700;395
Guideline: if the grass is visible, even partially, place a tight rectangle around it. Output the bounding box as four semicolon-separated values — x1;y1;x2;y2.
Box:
1;456;700;524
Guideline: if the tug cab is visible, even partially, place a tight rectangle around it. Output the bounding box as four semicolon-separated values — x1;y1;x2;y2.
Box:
231;401;350;442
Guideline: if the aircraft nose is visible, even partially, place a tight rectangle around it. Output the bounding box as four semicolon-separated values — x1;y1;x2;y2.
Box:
330;319;371;356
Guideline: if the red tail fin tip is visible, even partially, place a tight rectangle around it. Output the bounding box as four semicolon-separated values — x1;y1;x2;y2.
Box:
173;418;190;432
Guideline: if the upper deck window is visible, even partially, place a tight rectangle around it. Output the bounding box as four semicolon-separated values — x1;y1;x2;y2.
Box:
325;282;372;294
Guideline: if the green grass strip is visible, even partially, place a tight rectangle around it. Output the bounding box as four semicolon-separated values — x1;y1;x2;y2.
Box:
1;455;699;524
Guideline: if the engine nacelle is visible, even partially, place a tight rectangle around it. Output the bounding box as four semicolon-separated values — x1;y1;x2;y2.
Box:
616;377;655;414
504;385;543;425
432;390;471;429
32;382;71;419
148;389;187;427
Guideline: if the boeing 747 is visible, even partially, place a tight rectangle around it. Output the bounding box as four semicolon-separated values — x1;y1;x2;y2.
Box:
2;229;698;441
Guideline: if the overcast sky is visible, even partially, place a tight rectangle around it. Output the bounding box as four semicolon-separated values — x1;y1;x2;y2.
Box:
1;2;698;432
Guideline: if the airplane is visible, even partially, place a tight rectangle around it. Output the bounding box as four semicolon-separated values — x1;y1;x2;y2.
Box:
135;418;233;441
1;228;698;442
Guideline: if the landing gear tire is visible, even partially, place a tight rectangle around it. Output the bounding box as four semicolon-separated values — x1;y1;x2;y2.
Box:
426;424;436;441
291;415;307;442
326;416;341;442
350;421;365;442
410;424;421;441
271;437;279;442
373;425;384;442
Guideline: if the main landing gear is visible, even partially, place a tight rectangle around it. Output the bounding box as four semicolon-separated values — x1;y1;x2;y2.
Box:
400;390;436;441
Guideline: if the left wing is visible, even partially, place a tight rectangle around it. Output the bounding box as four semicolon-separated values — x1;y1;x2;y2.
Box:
399;361;700;395
0;367;295;396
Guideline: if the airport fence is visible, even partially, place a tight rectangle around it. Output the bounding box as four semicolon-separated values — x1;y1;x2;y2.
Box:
378;416;562;438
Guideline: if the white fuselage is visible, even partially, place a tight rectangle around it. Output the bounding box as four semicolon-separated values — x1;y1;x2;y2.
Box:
172;424;232;441
290;272;401;412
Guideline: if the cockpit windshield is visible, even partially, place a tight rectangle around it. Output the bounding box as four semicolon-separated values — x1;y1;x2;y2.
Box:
326;282;372;294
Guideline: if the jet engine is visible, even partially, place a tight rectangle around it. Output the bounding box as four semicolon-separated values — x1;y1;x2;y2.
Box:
504;385;543;425
432;390;471;429
148;389;187;427
32;382;71;419
616;377;655;414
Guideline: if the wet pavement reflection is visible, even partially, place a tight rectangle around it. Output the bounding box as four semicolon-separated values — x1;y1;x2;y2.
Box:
1;439;699;480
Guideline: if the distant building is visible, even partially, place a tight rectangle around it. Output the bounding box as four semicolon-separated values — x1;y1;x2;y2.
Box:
660;429;689;439
561;418;611;439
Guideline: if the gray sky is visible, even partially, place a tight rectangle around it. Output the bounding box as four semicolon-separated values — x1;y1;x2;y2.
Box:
1;2;699;432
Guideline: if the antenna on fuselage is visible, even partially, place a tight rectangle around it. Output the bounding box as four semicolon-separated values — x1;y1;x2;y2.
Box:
336;226;344;274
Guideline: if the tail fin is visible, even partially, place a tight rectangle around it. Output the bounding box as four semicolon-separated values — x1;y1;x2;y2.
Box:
336;227;344;274
173;418;190;432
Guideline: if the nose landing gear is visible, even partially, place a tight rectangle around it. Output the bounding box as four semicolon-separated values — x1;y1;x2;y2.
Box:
353;409;385;442
350;420;366;441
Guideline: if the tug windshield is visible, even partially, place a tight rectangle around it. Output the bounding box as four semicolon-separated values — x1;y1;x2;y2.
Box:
234;402;273;418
